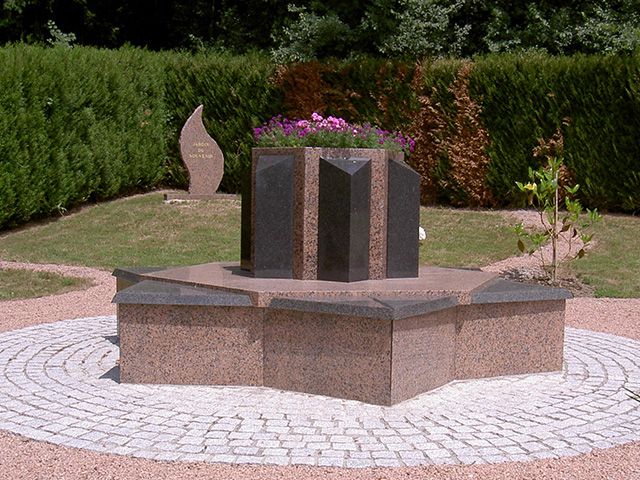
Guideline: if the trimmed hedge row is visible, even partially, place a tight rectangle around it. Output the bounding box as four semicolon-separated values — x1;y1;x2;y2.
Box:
0;44;168;228
0;45;283;229
276;54;640;212
1;46;639;230
472;53;640;211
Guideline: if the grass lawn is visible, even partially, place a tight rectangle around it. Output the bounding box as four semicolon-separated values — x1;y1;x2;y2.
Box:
569;213;640;298
0;192;241;269
0;269;93;301
0;191;637;298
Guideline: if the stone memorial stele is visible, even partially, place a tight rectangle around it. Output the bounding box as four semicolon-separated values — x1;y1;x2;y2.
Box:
164;105;232;201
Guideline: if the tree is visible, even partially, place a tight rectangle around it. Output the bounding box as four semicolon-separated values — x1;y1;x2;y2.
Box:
1;0;639;56
271;0;640;61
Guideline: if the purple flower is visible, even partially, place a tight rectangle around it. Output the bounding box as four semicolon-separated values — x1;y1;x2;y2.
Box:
253;113;415;154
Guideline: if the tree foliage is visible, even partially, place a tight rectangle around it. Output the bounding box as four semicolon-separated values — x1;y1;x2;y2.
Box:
273;0;640;59
2;0;638;57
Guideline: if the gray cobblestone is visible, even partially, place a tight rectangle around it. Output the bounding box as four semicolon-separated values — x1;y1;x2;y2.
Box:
1;317;640;468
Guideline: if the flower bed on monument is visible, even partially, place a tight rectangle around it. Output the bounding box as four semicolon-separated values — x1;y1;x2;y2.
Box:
253;112;415;154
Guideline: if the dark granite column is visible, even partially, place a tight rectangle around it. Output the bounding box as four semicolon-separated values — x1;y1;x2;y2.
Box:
386;159;421;278
240;166;252;271
252;155;295;278
317;157;371;282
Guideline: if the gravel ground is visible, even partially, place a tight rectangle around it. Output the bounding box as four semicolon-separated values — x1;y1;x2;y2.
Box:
0;225;639;479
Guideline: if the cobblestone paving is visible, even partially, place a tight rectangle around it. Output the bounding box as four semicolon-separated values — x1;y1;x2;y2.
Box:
0;315;639;468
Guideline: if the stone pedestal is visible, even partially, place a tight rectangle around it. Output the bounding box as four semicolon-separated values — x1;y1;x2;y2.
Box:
113;264;570;406
115;142;568;406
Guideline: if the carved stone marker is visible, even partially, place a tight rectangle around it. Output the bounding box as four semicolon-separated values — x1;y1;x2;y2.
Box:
164;105;233;201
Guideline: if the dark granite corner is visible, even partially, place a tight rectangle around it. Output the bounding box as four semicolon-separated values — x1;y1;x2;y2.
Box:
253;155;295;278
112;267;169;285
270;294;458;320
112;280;252;306
471;278;573;304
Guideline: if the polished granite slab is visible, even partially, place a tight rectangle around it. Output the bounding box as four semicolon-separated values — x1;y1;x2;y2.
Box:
116;262;500;307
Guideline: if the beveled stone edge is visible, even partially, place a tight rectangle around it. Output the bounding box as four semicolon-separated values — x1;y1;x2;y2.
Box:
164;192;238;201
112;267;169;285
113;280;252;306
471;277;573;304
270;295;459;320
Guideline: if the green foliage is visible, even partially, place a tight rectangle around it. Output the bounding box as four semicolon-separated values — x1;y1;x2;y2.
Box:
163;51;283;193
380;0;473;58
46;20;76;47
271;0;640;61
467;53;640;210
2;0;639;57
483;1;640;55
511;128;603;281
0;44;168;229
272;5;353;63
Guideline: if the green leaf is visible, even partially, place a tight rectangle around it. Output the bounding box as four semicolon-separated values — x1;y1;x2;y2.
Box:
564;184;580;195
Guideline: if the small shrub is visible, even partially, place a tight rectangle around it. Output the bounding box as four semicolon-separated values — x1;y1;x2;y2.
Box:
511;123;602;281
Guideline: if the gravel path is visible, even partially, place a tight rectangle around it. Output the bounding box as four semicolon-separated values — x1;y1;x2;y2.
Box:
1;240;639;478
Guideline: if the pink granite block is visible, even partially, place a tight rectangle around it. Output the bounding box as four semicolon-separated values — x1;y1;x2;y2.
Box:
118;304;263;386
455;300;565;379
367;149;389;280
263;308;393;405
294;148;320;279
391;308;457;404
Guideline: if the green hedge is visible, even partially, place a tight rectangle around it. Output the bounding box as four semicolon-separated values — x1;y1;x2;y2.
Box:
471;53;640;211
0;44;168;228
1;46;639;231
0;46;281;229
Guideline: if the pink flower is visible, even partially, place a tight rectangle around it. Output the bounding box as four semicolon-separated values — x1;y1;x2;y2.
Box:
311;112;323;122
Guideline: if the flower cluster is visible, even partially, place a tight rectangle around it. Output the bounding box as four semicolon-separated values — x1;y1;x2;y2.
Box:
253;113;415;154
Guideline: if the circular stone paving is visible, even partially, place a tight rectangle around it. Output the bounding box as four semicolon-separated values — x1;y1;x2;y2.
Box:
0;315;639;468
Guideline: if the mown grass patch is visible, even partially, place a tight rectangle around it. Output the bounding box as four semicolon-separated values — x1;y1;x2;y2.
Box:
420;207;519;268
0;192;241;269
0;192;637;298
569;214;640;298
0;269;93;301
